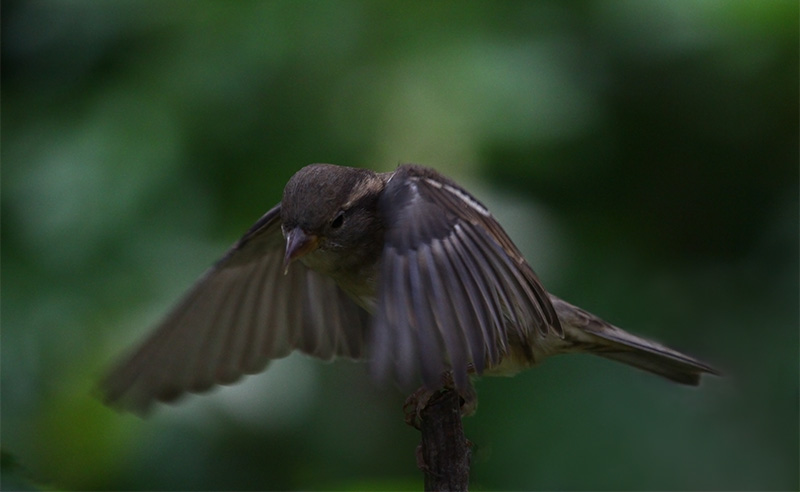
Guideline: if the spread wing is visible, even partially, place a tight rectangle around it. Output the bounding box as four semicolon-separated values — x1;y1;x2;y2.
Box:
101;204;370;414
371;165;562;391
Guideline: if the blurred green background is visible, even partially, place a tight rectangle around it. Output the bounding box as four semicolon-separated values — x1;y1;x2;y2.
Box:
2;1;798;490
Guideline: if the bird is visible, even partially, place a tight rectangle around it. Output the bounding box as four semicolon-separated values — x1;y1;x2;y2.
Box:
101;163;719;414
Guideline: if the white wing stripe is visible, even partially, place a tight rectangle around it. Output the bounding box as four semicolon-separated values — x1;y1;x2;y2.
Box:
421;177;491;217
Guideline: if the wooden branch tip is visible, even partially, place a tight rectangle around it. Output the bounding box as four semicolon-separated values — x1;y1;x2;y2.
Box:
417;387;470;492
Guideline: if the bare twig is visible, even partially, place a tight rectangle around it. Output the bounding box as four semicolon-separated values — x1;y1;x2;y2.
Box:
415;387;470;492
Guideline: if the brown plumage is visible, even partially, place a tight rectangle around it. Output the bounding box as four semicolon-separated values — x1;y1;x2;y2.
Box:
101;163;718;414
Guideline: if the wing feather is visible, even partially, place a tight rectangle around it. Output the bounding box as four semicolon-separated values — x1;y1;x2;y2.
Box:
437;238;489;373
373;165;561;391
448;226;506;362
409;248;448;387
240;255;276;373
394;253;420;386
101;204;370;414
419;244;470;389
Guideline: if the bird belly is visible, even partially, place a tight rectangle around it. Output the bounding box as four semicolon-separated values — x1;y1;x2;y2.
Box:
483;334;570;376
300;249;379;312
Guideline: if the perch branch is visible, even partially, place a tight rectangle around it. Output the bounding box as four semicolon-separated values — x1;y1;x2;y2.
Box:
414;387;471;491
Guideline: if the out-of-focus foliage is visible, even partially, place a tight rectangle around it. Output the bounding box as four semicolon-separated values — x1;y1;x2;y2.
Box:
2;1;797;490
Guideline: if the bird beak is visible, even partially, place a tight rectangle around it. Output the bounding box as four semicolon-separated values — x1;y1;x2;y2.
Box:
283;228;319;274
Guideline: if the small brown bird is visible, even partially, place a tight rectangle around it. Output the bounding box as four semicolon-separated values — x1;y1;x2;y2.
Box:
102;164;718;414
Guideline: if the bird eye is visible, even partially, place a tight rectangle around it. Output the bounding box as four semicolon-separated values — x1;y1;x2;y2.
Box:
330;211;345;229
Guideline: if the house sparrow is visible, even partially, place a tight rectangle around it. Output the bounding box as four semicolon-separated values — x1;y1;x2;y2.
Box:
102;163;718;414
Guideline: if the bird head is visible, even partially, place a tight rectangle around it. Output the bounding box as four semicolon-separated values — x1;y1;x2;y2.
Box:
280;164;385;273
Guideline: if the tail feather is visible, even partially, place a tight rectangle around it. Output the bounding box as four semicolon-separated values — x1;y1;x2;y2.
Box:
585;328;719;385
549;295;720;385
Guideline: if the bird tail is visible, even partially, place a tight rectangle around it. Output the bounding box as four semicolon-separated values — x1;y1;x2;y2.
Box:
549;295;720;386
